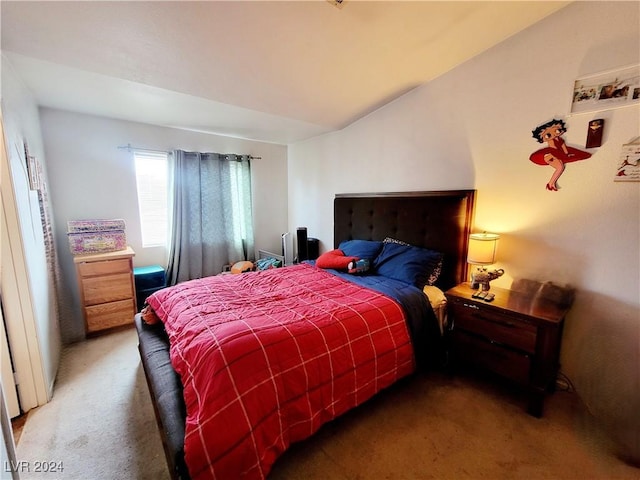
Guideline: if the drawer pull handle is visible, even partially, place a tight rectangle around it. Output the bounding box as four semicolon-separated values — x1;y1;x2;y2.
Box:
463;303;480;310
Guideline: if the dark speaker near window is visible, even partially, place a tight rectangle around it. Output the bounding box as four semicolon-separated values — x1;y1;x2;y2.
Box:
296;227;308;261
307;238;319;261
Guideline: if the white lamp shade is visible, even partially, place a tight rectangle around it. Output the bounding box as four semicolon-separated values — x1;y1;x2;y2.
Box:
467;233;500;265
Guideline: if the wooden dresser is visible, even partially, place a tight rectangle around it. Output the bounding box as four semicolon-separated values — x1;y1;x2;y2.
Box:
445;281;573;417
74;247;136;336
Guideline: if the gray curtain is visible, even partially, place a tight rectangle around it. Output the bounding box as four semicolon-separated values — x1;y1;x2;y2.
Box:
166;150;254;285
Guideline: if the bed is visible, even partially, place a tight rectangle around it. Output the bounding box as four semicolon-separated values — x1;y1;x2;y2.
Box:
136;190;476;480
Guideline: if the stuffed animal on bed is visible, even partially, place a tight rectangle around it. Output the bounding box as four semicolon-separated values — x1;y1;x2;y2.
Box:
231;261;254;274
141;304;160;325
347;258;370;274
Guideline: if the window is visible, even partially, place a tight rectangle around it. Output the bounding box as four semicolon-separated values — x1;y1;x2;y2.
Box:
134;151;169;247
228;159;252;247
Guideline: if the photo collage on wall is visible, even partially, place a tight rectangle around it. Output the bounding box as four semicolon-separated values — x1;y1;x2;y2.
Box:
571;64;640;115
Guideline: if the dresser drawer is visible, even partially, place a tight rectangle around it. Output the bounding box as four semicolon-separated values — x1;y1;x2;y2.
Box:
77;258;131;278
85;299;135;333
452;330;531;385
450;302;537;354
82;273;133;305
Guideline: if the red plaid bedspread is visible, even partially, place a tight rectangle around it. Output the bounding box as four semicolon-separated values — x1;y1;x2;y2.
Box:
147;263;415;480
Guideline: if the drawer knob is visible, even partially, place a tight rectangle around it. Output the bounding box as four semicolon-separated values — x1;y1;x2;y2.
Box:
463;303;480;310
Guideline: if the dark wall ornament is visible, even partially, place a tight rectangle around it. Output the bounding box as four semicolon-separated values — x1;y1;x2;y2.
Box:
586;119;605;148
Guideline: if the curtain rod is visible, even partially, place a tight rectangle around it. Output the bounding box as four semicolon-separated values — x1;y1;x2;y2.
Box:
224;154;262;160
117;144;172;155
117;144;261;159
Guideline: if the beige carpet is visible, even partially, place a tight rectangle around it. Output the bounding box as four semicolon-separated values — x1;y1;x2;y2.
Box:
15;328;169;480
14;327;639;479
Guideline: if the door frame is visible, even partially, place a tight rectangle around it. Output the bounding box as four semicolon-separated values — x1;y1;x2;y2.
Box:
0;116;48;413
0;301;20;417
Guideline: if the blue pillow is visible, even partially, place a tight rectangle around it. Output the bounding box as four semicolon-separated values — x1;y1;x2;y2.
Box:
373;242;443;288
338;240;383;261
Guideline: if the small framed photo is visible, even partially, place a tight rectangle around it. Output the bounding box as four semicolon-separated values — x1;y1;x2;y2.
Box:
615;142;640;182
570;64;640;115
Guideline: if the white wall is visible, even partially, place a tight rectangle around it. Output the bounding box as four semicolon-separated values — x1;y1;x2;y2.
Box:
40;109;288;343
1;57;61;406
288;2;639;462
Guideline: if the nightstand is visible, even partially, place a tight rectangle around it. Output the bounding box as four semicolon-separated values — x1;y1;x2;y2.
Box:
445;282;573;417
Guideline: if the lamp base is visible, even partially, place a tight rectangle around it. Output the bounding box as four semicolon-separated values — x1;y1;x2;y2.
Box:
470;266;505;291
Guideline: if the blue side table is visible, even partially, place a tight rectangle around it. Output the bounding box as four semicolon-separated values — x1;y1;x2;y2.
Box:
134;265;166;310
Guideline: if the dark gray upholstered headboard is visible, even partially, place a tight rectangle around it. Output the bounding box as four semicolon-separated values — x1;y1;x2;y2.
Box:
334;190;476;291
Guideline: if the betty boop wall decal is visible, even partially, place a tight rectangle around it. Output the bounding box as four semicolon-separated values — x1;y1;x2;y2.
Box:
530;119;591;191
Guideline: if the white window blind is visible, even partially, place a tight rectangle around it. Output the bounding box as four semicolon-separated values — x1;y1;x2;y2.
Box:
134;151;169;247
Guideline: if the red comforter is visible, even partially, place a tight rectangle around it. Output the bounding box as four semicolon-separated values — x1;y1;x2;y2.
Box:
147;263;415;479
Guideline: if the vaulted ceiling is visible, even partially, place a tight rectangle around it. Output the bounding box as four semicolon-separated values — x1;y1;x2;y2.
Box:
1;1;570;144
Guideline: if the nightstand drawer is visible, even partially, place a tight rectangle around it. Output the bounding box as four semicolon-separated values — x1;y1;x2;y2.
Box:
452;330;531;385
450;303;537;354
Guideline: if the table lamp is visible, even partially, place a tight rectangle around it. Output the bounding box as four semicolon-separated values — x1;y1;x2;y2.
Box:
468;232;500;265
467;232;503;290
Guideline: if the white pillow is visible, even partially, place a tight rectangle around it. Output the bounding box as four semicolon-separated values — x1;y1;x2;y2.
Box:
423;285;447;334
423;285;446;309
